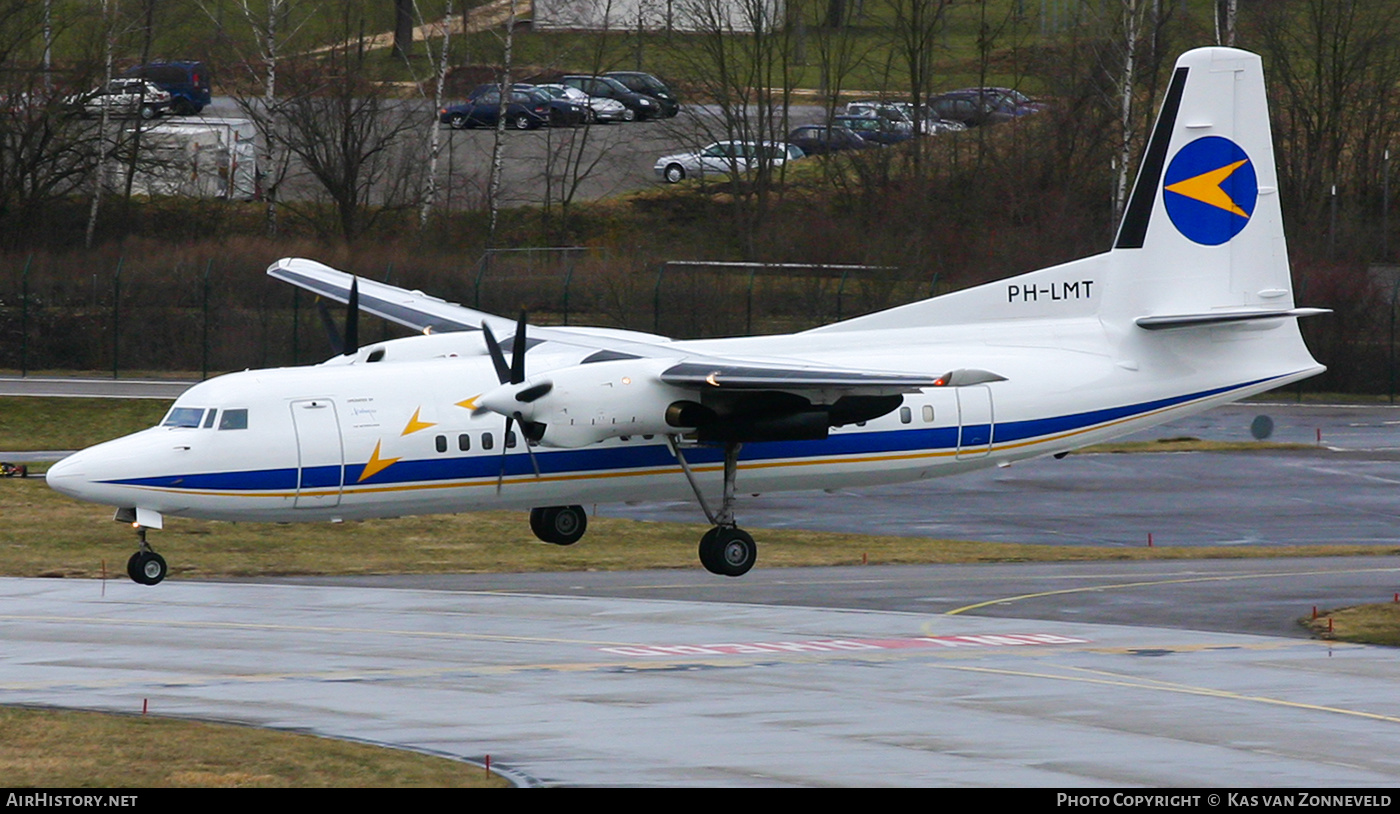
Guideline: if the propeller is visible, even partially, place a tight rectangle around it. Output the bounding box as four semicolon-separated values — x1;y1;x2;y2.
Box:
315;276;360;357
479;311;544;491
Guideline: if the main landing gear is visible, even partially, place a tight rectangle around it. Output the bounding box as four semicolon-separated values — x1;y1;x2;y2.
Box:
126;526;168;586
669;438;757;577
530;505;588;545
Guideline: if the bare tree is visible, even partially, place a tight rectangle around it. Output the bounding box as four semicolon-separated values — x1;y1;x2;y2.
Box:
274;20;425;241
196;0;320;235
668;0;795;256
1251;0;1400;258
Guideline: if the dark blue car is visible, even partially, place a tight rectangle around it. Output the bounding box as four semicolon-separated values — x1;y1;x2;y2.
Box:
440;89;551;130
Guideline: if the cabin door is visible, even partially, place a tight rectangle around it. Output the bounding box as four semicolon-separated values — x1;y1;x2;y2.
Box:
956;386;994;459
291;398;344;508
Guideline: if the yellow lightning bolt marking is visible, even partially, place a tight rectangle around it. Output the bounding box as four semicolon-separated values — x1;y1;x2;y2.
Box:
457;396;480;411
1164;158;1250;217
401;406;436;436
357;440;400;483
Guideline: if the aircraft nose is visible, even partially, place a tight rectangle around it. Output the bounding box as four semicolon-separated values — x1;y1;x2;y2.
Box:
44;451;90;499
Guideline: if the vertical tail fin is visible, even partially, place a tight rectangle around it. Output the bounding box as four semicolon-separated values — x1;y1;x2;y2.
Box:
1104;47;1300;323
810;47;1325;338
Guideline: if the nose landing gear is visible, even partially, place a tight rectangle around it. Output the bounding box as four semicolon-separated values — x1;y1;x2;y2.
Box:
126;527;168;586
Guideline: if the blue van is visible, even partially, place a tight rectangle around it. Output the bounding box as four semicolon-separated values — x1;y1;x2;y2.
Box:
122;61;211;115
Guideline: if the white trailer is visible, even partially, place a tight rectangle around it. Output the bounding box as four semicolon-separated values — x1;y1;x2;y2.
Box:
132;116;258;200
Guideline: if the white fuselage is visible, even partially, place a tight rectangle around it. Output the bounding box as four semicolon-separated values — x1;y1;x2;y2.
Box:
46;311;1321;525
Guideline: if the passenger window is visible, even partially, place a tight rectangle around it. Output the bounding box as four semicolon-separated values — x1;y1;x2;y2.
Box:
505;431;517;448
922;405;934;423
218;409;248;430
202;410;217;429
435;435;447;453
458;434;471;451
900;406;912;424
482;433;494;450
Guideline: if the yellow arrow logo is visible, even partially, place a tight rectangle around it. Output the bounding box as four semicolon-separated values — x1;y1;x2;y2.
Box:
1163;159;1250;218
401;406;436;436
357;440;400;482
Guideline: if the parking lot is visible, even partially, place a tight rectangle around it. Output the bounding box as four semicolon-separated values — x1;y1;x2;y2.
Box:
200;96;833;208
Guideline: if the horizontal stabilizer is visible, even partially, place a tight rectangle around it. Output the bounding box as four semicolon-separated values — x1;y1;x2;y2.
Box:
1135;308;1330;331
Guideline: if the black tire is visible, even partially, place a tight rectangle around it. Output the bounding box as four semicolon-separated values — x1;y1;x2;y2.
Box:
530;505;588;546
126;551;143;582
621;107;636;123
697;527;723;573
139;104;158;120
664;163;686;184
699;527;757;577
172;98;196;116
449;113;468;130
512;113;535;131
130;551;167;586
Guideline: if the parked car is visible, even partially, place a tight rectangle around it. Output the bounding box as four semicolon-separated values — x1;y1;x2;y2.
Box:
928;88;1042;127
121;61;211;115
888;102;968;134
786;125;875;155
561;75;662;121
844;100;912;129
833;114;913;146
653;140;805;184
511;85;589;126
440;89;552;130
604;71;681;117
66;79;171;120
535;83;629;123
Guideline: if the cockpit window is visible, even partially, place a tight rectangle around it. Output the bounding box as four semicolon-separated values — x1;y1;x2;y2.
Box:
162;407;206;428
219;409;249;430
202;410;217;429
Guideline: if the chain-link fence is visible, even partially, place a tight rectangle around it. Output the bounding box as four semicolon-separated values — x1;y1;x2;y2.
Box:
0;249;946;378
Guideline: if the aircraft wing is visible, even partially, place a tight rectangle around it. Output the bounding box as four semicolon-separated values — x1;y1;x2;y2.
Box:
267;257;678;348
270;257;1005;446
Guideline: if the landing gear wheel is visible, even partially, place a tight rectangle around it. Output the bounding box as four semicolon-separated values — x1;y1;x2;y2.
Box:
699;527;756;577
530;505;588;545
128;551;167;585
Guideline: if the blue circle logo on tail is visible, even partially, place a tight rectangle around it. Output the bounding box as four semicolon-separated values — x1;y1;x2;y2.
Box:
1162;136;1257;245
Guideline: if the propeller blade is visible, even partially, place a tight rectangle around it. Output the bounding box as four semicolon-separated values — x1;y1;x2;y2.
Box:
496;415;514;494
343;277;359;356
481;323;511;385
510;310;528;384
516;412;542;478
315;298;344;355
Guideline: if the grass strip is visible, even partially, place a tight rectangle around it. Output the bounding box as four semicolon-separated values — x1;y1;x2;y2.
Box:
0;706;509;788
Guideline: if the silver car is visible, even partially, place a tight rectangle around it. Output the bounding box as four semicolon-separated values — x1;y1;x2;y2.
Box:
535;83;629;123
654;140;805;184
66;79;171;120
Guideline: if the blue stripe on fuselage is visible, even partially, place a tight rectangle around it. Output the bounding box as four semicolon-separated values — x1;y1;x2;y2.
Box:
101;376;1283;493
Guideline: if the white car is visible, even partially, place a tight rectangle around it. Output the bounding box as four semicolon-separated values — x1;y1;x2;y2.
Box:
66;79;171;120
654;140;805;184
535;83;629;123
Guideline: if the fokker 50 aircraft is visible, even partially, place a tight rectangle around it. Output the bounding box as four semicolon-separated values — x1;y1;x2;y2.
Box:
49;47;1326;585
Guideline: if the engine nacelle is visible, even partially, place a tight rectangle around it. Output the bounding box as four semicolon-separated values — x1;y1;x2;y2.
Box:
478;358;701;448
